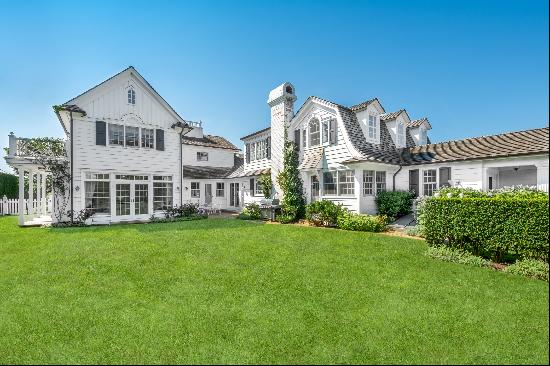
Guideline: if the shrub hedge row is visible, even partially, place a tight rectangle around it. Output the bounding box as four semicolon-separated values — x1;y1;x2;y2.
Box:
306;200;387;232
375;190;415;221
420;196;549;262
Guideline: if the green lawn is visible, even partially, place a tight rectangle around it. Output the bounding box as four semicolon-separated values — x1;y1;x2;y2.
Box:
0;217;547;364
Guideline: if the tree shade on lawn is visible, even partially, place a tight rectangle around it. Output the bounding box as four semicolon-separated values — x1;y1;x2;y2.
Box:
0;217;547;364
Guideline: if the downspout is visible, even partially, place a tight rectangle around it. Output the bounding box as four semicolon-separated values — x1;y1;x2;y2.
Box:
392;148;404;191
179;129;183;205
69;111;74;223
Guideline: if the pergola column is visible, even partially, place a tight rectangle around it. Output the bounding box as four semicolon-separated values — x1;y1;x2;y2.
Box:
41;173;47;214
36;172;42;216
28;170;34;219
18;168;25;226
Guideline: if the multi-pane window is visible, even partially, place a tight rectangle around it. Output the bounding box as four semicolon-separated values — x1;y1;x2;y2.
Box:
84;181;110;214
153;180;173;211
363;170;374;195
309;119;321;146
216;182;225;197
141;128;154;148
322;120;329;143
109;124;125;146
128;88;136;104
375;171;386;194
125;126;139;147
368;115;377;139
254;179;263;196
85;172;109;180
191;182;200;198
338;170;355;196
115;174;148;180
423;169;437;196
323;171;337;195
197;152;209;161
397;122;406;147
248;138;269;162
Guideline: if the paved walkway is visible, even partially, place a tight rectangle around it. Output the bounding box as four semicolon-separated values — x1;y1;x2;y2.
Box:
389;213;416;229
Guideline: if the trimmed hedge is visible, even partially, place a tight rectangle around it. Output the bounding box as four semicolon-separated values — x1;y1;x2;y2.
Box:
375;190;415;221
420;197;549;262
337;211;386;232
0;172;18;199
305;200;345;227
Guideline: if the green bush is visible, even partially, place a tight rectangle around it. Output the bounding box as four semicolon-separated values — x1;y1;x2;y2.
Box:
305;200;346;227
436;186;548;199
277;140;306;222
504;259;549;281
375;190;415;221
426;246;490;267
420;196;549;262
336;211;387;232
0;172;18;199
237;203;261;220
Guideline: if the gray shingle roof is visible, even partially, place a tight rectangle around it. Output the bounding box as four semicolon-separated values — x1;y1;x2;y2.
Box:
240;127;271;140
407;118;431;129
349;98;381;112
183;155;243;179
182;135;239;150
380;110;406;121
400;127;549;165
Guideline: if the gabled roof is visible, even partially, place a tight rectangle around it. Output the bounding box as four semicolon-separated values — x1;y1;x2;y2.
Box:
61;66;186;124
349;98;385;113
380;110;407;121
182;135;239;150
241;126;271;141
407;118;432;129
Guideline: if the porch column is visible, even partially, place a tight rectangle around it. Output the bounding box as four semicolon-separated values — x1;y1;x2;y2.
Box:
41;173;47;214
28;170;34;219
18;168;25;226
536;163;549;193
36;173;42;217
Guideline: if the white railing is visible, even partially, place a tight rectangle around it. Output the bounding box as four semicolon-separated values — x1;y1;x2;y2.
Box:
0;196;52;216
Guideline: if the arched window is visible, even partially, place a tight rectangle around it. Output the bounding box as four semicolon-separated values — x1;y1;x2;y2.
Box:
128;88;136;105
309;118;320;146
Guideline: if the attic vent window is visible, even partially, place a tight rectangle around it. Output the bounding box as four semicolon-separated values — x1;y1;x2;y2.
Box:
128;88;136;105
285;85;293;94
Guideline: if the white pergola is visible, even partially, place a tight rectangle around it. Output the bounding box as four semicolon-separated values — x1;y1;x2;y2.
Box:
5;133;54;226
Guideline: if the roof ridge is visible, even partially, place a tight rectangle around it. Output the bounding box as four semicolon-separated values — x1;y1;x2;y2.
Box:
424;126;549;147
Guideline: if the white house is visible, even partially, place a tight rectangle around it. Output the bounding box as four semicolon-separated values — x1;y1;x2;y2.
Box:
4;67;549;225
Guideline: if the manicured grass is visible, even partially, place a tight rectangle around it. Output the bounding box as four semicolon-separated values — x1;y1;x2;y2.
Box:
0;217;547;364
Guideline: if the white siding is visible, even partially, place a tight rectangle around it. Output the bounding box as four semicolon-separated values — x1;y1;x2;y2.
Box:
182;145;235;167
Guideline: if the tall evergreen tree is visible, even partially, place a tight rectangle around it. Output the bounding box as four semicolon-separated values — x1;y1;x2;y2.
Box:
277;138;306;222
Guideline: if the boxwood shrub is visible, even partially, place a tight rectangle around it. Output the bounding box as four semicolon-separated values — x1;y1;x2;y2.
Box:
305;200;345;227
420;196;549;262
375;190;415;221
336;211;387;232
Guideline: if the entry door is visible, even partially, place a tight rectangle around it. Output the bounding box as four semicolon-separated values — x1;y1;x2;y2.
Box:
311;176;320;201
409;169;420;197
229;183;240;207
205;184;213;205
115;182;149;219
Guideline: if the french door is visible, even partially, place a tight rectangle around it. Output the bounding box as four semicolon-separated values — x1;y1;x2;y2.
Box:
229;183;240;207
311;175;320;202
115;182;150;220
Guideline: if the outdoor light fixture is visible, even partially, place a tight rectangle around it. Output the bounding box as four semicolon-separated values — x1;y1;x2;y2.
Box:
75;185;80;192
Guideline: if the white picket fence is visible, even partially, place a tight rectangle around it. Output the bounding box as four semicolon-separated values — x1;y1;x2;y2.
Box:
0;196;53;216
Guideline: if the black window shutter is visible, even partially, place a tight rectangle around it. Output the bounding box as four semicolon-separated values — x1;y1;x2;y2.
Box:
156;129;164;151
294;130;300;151
266;137;271;159
329;119;337;144
439;167;451;187
250;178;255;195
96;121;106;146
246;143;251;163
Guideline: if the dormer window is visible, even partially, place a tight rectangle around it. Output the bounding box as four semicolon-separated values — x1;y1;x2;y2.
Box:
309;119;321;146
128;88;136;105
397;122;406;147
368;115;377;140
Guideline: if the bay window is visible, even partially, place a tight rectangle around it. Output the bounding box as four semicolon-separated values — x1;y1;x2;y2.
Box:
323;171;337;195
363;170;374;195
338;170;355;196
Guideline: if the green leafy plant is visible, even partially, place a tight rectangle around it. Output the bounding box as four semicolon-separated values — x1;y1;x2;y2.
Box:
305;200;345;227
0;172;18;199
425;246;490;267
336;211;387;232
276;139;305;223
504;259;549;281
237;203;262;220
419;196;549;262
258;173;273;199
375;190;415;221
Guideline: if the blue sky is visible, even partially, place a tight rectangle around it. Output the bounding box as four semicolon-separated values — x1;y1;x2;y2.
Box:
0;0;548;173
